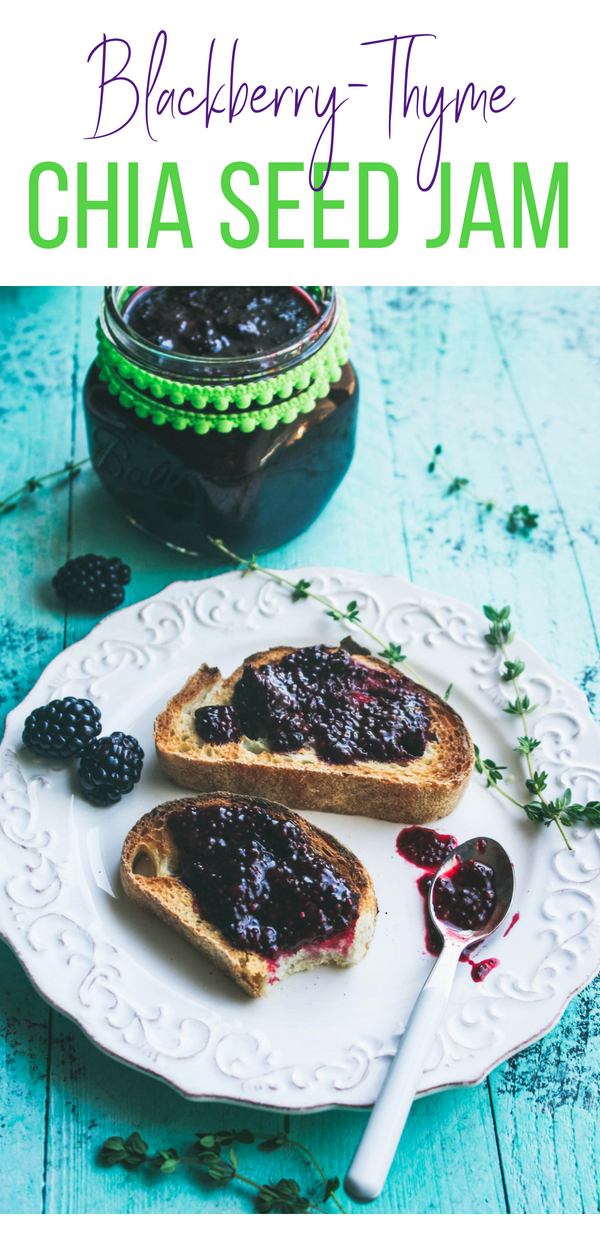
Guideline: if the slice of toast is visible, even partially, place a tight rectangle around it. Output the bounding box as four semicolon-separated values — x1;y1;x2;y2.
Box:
121;793;377;998
153;650;473;826
154;646;474;824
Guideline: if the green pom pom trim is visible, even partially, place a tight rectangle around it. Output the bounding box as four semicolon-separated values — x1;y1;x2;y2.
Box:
98;358;344;434
95;301;350;434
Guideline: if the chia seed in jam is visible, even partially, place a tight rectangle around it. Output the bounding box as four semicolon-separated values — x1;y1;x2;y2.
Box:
194;645;431;767
168;801;359;960
123;286;316;357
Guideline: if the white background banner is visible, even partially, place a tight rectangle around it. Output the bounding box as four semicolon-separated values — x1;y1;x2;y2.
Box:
2;0;598;282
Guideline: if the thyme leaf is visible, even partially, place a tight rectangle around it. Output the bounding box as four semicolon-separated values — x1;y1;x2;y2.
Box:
423;444;538;536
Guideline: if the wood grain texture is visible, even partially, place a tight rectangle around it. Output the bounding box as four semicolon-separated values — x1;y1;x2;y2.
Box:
1;285;599;1214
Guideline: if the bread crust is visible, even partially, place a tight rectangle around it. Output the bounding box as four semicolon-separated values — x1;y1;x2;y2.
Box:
121;792;378;998
153;647;474;824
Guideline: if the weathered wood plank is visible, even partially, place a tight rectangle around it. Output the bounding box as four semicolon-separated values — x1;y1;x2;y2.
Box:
0;941;49;1213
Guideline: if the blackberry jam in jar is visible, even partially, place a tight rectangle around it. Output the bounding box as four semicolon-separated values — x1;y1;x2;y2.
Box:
83;286;358;557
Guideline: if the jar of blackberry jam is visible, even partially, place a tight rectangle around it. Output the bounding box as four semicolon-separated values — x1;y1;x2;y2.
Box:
83;286;358;557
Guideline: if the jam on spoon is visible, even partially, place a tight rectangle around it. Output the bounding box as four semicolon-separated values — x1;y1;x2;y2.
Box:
396;825;499;980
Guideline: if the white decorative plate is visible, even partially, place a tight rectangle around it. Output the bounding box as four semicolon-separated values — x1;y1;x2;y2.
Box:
1;568;600;1112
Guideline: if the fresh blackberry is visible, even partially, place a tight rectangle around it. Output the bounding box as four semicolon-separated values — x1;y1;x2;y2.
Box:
78;732;144;805
22;697;102;759
52;554;131;611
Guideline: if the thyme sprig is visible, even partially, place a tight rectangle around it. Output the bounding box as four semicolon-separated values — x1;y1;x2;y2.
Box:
475;605;600;849
425;443;538;537
208;538;422;684
100;1116;346;1214
0;457;91;517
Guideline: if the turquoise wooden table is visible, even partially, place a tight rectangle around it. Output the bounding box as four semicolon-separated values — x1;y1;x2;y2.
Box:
1;286;599;1214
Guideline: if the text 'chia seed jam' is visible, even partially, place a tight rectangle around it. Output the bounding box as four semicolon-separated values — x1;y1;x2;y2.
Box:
195;645;431;767
168;801;359;960
396;826;499;981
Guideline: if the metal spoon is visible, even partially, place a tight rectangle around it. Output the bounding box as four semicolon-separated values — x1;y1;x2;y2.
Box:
344;836;515;1203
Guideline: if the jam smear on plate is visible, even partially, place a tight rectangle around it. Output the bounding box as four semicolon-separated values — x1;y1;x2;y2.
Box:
396;825;457;870
168;800;359;960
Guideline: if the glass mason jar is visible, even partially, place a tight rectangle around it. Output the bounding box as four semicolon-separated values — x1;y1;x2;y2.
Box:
83;286;359;558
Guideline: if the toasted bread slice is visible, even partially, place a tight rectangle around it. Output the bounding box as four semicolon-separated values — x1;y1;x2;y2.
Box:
121;793;377;998
154;646;474;825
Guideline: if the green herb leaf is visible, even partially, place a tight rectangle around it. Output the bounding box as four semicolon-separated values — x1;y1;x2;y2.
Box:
501;658;526;682
562;800;600;828
99;1137;128;1167
526;770;548;795
256;1179;310;1215
258;1136;286;1152
155;1150;179;1175
507;504;539;536
483;604;515;647
447;476;469;495
291;578;311;603
326;600;361;626
515;735;541;756
323;1176;340;1203
379;642;406;664
504;696;538;717
427;444;443;474
205;1158;236;1184
523;790;600;831
104;1132;149;1169
102;1137;126;1152
473;746;507;784
444;683;453;701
